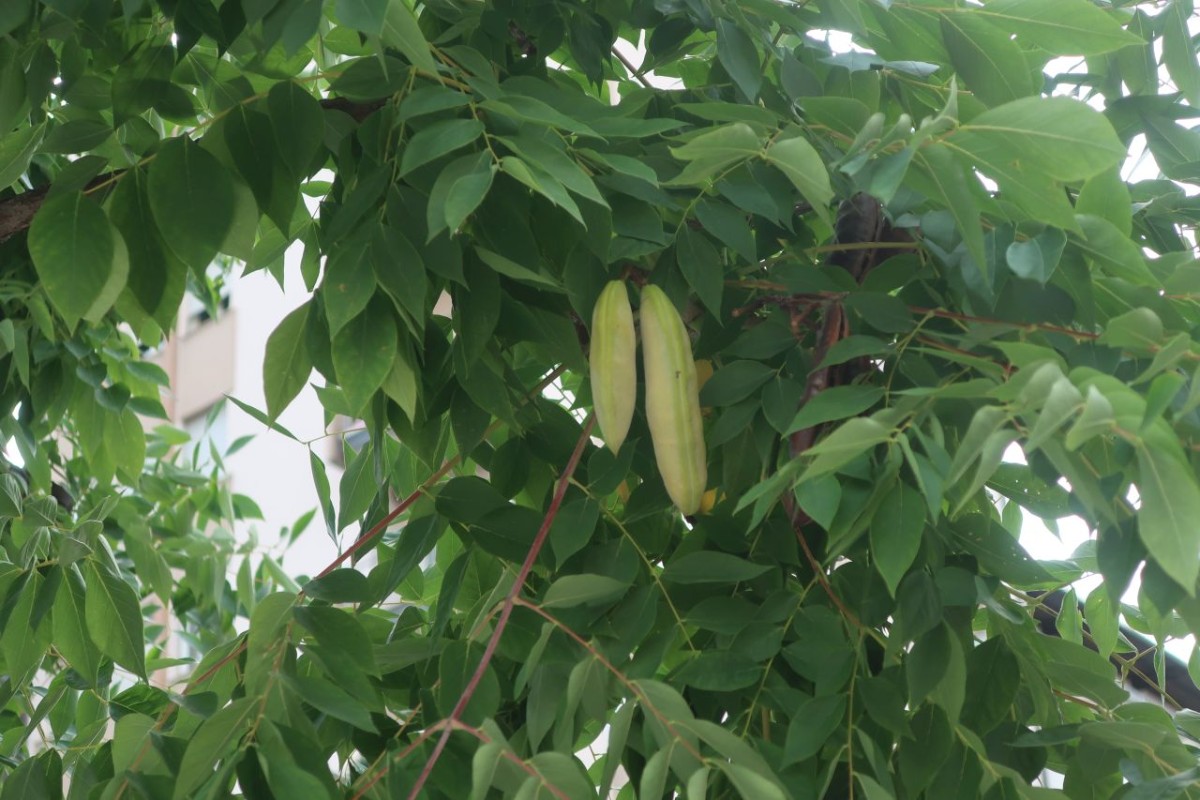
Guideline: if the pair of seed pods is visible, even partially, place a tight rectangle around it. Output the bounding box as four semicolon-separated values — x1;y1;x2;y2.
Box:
590;281;707;515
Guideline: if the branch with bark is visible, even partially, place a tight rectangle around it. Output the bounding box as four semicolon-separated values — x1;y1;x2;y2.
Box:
0;97;386;243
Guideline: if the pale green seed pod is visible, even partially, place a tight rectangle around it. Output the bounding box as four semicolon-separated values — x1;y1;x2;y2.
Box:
590;280;636;454
639;285;707;515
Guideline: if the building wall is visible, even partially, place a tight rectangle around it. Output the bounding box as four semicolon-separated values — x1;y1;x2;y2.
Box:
223;258;345;579
152;247;348;583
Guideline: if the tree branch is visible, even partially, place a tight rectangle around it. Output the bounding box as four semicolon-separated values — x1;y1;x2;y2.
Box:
0;97;387;243
405;417;595;800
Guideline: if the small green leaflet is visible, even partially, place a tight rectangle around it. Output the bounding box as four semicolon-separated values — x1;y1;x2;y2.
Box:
28;191;120;328
1136;441;1200;592
787;386;885;433
764;135;834;220
542;574;630;608
800;417;895;481
381;0;438;75
263;303;313;421
951;96;1125;183
84;559;146;679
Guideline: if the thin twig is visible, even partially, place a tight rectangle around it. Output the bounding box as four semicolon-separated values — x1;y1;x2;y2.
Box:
611;46;653;89
404;418;596;800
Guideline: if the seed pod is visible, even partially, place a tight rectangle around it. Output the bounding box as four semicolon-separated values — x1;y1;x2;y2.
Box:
589;280;636;454
640;285;707;515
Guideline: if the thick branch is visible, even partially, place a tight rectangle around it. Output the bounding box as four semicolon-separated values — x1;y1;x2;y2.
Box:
0;97;386;243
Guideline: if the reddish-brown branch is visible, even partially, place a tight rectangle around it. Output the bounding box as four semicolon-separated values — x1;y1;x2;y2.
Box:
114;365;570;800
514;597;706;763
908;305;1098;341
405;418;595;800
311;365;568;584
793;519;866;633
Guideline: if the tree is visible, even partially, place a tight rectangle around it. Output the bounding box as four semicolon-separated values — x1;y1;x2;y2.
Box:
2;0;1200;796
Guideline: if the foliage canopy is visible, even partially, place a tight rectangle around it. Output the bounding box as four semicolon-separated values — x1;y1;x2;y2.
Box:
3;0;1200;798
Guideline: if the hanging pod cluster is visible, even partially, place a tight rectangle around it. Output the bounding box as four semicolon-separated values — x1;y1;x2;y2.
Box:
589;281;708;515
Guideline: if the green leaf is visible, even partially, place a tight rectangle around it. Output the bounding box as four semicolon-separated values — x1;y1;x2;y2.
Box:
322;240;376;336
27;191;119;328
41;118;112;154
940;13;1034;107
909;143;986;274
871;482;925;596
267;81;325;176
382;0;438;75
245;592;297;696
542;574;630;608
1097;307;1163;352
662;551;772;584
1072;214;1157;285
845;292;913;334
951;96;1125;183
1083;583;1118;660
699;360;774;407
382;340;419;421
108;408;146;483
676;228;723;318
1006;226;1066;284
907;623;951;704
264;304;313;421
399;118;484;176
336;0;385;35
716;19;761;100
675;651;761;690
1136;441;1200;592
668;123;762;185
947;406;1010;485
398;86;472;121
1025;376;1083;451
802;417;894;480
1162;0;1200;105
427;151;495;238
1;750;62;800
943;515;1054;585
720;763;787;800
84;559;145;679
173;698;256;800
372;225;428;330
1075;167;1131;237
108;168;186;330
967;0;1142;55
332;298;398;413
255;719;333;798
498;155;583;225
795;474;841;530
336;442;376;531
764;134;834;218
783;694;845;764
148;137;235;270
498;135;607;207
53;568;101;686
437;641;501;725
0;123;43;189
283;673;377;731
480;95;598;136
695;198;756;262
787;385;885;433
474;246;559;288
1064;385;1114;450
